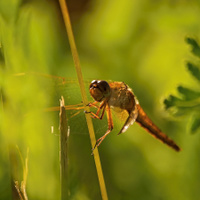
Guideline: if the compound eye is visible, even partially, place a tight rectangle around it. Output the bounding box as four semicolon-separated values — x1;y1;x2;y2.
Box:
89;80;111;102
90;80;97;85
97;80;110;96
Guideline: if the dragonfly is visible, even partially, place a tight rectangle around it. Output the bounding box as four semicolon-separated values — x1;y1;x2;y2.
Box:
15;72;181;152
88;80;181;152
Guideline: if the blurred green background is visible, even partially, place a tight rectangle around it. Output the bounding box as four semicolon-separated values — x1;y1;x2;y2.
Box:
1;0;200;199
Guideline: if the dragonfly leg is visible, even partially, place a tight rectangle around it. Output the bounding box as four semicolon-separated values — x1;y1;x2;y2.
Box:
86;101;106;120
92;129;112;151
87;101;99;109
84;110;100;119
92;104;114;152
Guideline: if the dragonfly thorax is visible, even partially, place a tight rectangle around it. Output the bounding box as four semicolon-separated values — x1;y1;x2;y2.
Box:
108;82;136;114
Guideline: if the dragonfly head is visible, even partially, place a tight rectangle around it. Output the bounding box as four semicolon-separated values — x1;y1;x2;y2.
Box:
89;80;111;102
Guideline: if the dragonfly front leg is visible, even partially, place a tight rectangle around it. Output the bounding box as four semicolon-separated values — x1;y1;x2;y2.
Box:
85;101;106;120
92;104;114;151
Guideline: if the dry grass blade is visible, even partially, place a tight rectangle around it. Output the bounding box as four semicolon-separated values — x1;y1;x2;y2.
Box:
58;1;108;199
59;96;69;199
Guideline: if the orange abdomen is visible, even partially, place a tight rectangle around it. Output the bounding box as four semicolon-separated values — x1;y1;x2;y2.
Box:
136;104;181;152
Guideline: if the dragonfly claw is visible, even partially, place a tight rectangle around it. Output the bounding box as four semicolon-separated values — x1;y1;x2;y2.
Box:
86;102;91;106
91;144;97;156
91;137;103;155
84;110;91;114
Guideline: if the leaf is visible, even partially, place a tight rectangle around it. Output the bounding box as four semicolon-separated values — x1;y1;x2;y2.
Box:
177;86;200;100
164;38;200;133
186;62;200;81
164;95;182;109
189;114;200;134
186;37;200;58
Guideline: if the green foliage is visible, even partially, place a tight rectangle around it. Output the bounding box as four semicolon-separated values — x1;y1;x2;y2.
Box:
185;38;200;58
186;62;200;81
2;1;200;200
164;37;200;134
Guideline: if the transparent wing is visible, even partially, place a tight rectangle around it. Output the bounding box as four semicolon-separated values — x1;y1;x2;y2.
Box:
14;72;108;135
116;105;138;134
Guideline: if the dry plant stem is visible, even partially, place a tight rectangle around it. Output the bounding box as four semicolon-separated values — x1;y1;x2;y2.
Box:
0;89;4;112
21;148;29;200
14;181;24;200
58;1;108;199
9;146;29;200
59;96;69;200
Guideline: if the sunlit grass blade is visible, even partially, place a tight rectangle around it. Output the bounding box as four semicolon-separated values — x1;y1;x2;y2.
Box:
58;0;108;199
